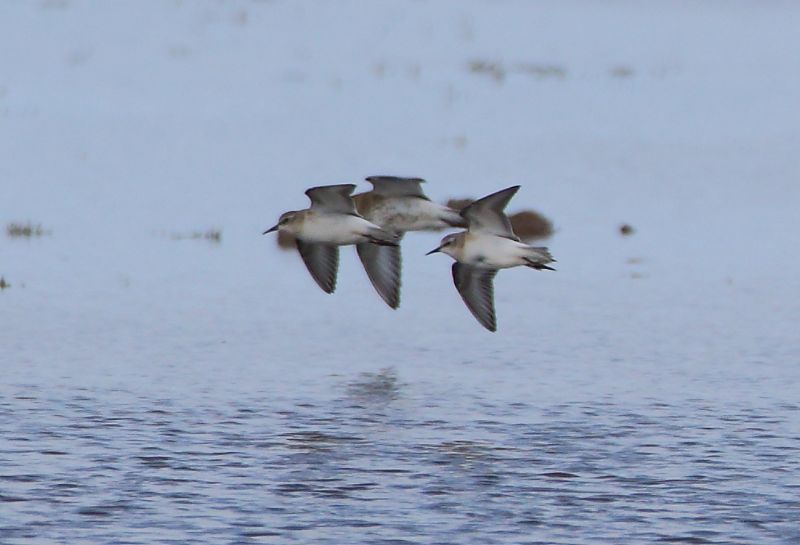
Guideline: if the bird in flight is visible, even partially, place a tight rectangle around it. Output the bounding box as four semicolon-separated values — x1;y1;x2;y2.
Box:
426;186;555;332
263;184;399;305
352;176;465;309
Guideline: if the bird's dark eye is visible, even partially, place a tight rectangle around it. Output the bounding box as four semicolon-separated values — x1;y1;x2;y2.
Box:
280;218;288;225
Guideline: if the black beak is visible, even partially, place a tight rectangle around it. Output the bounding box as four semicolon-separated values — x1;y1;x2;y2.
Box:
425;246;441;256
263;225;279;235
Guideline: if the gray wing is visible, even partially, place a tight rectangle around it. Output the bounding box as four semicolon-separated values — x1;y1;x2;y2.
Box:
305;184;358;214
356;238;402;309
460;185;520;240
365;176;429;199
452;263;498;332
295;239;339;293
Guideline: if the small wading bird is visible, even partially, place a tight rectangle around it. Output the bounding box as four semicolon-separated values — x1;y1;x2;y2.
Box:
426;186;555;332
352;176;466;308
263;184;399;305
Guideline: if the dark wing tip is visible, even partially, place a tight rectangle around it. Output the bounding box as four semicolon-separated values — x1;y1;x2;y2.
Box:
452;263;498;332
477;305;497;332
366;175;426;183
295;240;339;294
318;271;337;293
356;243;402;310
494;185;521;204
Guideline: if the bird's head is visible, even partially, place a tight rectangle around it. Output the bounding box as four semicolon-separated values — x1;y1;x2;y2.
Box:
263;211;300;235
426;232;460;258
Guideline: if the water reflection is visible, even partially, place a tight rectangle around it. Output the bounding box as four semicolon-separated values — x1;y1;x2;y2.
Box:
2;374;799;544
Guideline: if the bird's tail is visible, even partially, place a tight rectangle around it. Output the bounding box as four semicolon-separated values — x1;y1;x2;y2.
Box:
523;246;556;270
439;206;468;228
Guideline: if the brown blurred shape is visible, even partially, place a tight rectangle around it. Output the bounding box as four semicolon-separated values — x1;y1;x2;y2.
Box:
619;224;635;236
509;210;554;241
6;222;48;238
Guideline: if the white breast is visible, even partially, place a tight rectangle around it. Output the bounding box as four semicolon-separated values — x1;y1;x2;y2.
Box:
461;233;527;269
365;198;450;232
300;214;375;245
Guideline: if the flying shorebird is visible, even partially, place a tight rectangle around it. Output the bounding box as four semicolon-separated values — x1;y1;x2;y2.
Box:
352;176;466;309
263;184;399;304
426;185;555;332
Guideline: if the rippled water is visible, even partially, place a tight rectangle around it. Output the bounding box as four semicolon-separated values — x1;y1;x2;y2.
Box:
3;350;800;545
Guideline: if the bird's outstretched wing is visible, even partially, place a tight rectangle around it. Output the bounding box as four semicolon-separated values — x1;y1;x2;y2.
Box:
460;185;520;240
295;239;339;293
305;184;358;214
356;238;403;309
452;262;499;332
365;176;429;199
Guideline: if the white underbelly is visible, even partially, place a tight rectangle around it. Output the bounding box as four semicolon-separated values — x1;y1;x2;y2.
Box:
365;199;448;232
462;234;525;269
301;214;371;245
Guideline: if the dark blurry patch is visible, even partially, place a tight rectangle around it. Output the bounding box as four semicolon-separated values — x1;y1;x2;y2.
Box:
619;223;635;236
168;229;221;243
510;210;553;240
6;222;49;238
468;60;567;82
610;65;635;78
515;63;567;79
468;60;506;83
0;276;8;290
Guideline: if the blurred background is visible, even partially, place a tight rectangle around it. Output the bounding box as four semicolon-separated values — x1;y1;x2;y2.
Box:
1;1;800;543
